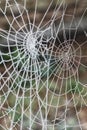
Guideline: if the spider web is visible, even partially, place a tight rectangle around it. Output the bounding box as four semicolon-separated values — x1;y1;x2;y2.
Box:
0;0;87;130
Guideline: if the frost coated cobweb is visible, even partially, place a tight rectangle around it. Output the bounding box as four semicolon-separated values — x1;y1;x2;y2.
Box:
0;0;87;130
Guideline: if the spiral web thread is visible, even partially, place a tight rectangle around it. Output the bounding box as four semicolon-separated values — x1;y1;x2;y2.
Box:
0;0;87;130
